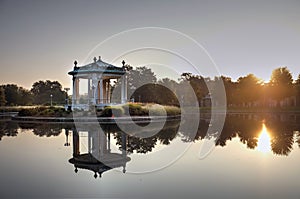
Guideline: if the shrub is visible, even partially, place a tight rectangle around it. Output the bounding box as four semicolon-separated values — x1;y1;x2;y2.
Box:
142;104;181;116
0;107;23;112
100;106;124;117
164;106;181;116
16;104;180;117
122;103;149;116
18;108;38;116
147;104;166;116
18;107;70;117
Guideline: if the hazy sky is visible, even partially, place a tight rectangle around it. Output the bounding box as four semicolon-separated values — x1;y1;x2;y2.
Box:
1;0;300;89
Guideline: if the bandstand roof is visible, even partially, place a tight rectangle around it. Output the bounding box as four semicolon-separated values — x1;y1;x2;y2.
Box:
68;56;126;76
68;153;130;178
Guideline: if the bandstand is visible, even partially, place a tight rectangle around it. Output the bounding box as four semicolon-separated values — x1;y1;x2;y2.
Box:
68;56;127;110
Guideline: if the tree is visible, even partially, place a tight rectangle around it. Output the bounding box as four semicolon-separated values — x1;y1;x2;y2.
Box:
269;67;294;100
296;74;300;85
295;74;300;106
0;87;6;106
126;69;180;105
31;80;66;105
158;78;180;105
158;78;178;92
2;84;19;105
111;66;157;103
180;73;209;105
127;66;157;93
1;84;32;106
132;83;179;106
236;74;263;106
270;67;293;86
19;87;33;105
218;76;238;106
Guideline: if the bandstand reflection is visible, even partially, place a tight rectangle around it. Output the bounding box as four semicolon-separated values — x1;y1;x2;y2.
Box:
1;112;300;180
67;127;130;179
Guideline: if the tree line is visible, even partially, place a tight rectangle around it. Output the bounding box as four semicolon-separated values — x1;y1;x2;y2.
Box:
220;67;300;107
0;80;67;106
113;66;300;108
1;66;299;108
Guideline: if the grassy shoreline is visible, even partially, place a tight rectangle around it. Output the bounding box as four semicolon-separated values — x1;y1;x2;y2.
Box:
199;106;300;113
9;103;181;117
2;105;300;116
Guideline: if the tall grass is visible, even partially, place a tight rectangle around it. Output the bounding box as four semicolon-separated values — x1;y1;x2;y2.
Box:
100;103;181;117
122;103;149;116
15;103;181;117
100;106;124;117
18;107;71;117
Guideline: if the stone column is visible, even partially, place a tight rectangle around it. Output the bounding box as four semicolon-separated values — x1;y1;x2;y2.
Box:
88;131;91;153
99;131;107;155
72;76;76;106
103;80;107;104
124;75;127;103
87;79;90;104
91;131;100;159
121;75;127;103
99;79;103;104
72;130;80;157
121;132;127;156
107;79;111;104
92;78;98;105
107;132;111;152
97;81;100;104
121;132;127;173
75;78;80;104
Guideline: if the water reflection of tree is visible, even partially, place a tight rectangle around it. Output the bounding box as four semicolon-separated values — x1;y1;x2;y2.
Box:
78;114;300;156
271;132;294;156
235;116;261;149
156;121;179;145
113;121;180;154
214;113;300;156
125;136;157;154
1;114;300;156
180;114;209;142
215;115;238;147
33;125;62;137
266;119;295;156
215;115;261;149
297;131;300;148
17;123;72;137
0;121;18;140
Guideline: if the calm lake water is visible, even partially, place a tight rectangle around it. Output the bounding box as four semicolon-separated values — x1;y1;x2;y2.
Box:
0;113;299;199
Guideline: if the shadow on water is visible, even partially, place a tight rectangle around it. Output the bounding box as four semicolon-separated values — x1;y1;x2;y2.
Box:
1;113;300;155
215;113;300;156
1;113;300;177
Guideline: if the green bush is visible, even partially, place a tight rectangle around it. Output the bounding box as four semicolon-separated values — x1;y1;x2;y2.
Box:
100;106;124;117
18;107;70;117
122;103;149;116
145;104;180;116
147;104;166;116
164;106;181;116
0;107;24;112
18;108;38;116
16;104;180;117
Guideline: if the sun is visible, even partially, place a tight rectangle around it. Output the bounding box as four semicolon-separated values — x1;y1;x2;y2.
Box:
257;123;272;153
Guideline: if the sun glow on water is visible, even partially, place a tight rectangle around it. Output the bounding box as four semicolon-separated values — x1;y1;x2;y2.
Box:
257;123;272;153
